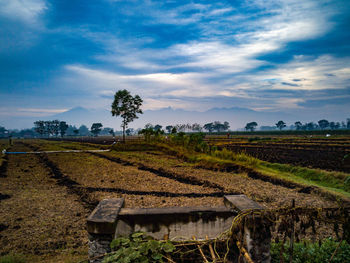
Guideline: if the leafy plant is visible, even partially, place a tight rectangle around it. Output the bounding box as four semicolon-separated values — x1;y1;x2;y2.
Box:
271;238;350;263
103;232;175;263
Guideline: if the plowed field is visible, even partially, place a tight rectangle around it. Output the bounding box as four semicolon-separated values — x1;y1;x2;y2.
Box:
0;139;345;262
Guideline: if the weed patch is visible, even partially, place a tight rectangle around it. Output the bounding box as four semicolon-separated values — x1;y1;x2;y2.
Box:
0;254;26;263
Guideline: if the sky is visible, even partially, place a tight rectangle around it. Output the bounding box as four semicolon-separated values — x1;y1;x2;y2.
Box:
0;0;349;128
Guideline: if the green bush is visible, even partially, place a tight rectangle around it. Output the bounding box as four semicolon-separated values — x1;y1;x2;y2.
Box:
271;238;350;263
103;232;175;263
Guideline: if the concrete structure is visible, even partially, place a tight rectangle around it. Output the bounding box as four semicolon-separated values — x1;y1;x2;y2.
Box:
87;195;271;263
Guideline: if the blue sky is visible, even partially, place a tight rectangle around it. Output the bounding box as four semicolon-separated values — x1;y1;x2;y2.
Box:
0;0;349;126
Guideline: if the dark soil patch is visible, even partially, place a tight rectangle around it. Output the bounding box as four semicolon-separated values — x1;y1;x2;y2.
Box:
0;155;8;178
84;186;238;198
298;186;314;194
0;193;11;201
0;223;8;232
224;144;350;173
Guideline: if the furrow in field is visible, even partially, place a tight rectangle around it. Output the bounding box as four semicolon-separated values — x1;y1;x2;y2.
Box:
44;152;224;195
84;186;237;197
21;142;98;209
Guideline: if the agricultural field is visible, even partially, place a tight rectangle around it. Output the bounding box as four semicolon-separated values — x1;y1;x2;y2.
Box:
0;137;349;262
205;134;350;173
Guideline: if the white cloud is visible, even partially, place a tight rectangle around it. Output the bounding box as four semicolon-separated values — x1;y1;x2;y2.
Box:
65;64;215;98
143;98;195;110
0;0;47;24
57;0;347;113
253;55;350;90
17;108;68;113
170;41;276;73
94;0;334;77
0;107;67;117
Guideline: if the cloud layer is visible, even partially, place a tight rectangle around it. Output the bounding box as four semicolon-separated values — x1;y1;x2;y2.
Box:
0;0;349;126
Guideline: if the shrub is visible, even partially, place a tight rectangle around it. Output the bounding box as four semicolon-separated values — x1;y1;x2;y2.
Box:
103;232;175;263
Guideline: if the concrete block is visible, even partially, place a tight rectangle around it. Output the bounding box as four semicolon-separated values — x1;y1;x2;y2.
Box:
116;206;237;241
87;198;124;234
224;195;264;212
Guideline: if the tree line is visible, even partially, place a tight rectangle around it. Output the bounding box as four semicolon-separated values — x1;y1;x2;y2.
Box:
32;120;115;137
136;121;230;135
244;118;350;132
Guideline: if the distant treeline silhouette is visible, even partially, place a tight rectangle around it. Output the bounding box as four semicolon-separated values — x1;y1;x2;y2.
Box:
1;118;350;139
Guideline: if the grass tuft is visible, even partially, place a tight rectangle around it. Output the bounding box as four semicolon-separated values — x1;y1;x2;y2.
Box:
0;254;26;263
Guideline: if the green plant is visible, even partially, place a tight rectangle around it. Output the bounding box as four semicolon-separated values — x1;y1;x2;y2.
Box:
0;254;26;263
103;232;175;263
271;238;350;263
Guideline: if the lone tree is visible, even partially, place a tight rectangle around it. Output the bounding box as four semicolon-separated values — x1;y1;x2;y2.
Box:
245;122;258;132
111;89;143;142
276;120;286;130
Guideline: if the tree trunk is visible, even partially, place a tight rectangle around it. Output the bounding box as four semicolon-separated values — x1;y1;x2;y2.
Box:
122;123;126;143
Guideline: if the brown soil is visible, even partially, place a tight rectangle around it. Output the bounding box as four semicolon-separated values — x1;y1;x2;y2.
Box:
0;143;89;260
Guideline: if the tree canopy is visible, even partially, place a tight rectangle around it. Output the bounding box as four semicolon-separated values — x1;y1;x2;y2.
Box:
111;89;143;142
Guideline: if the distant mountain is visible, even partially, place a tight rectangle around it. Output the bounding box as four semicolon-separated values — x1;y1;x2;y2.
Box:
0;106;326;130
132;106;296;130
50;107;113;127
